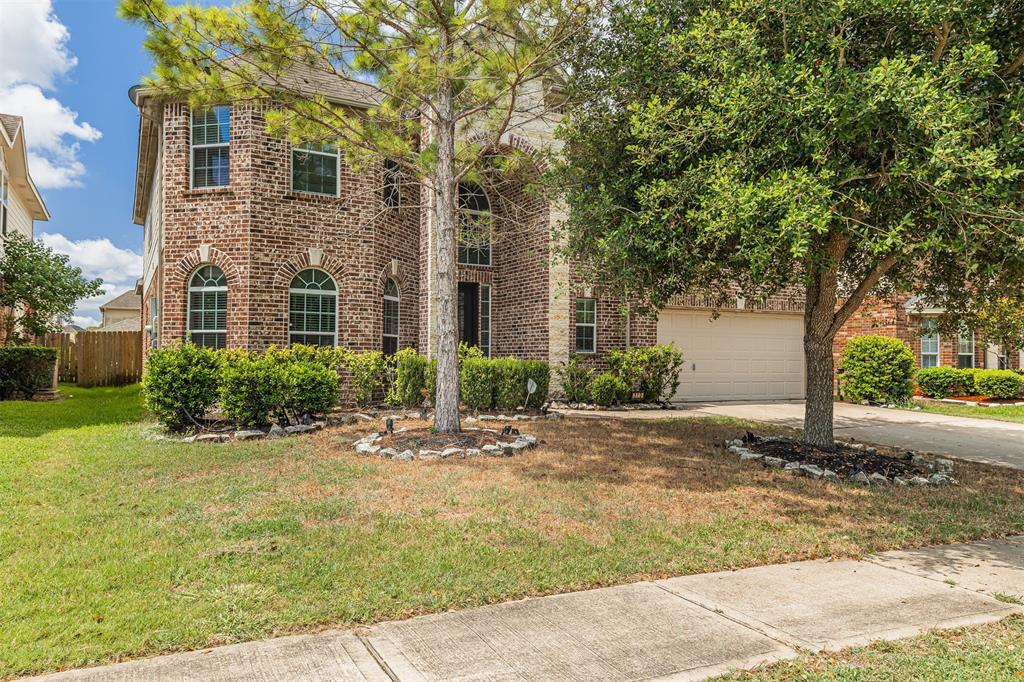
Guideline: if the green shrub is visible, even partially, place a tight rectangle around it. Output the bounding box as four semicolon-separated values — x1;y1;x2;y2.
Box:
915;366;967;399
0;345;57;400
960;368;983;395
558;354;594;403
219;351;286;428
424;357;438;406
268;343;348;372
387;348;430;407
347;351;387;407
522;360;551;408
607;344;684;402
493;357;527;410
282;359;338;417
839;335;915;404
458;342;484;362
591;371;628;406
142;344;221;431
974;369;1024;399
460;357;495;410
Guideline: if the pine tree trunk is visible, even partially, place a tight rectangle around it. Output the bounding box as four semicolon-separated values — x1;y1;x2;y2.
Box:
431;61;461;434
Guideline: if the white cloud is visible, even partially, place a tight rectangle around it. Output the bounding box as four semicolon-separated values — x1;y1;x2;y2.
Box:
40;232;142;324
72;315;100;330
0;1;100;190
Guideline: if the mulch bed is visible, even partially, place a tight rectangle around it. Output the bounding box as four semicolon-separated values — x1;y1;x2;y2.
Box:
376;427;510;452
741;433;930;479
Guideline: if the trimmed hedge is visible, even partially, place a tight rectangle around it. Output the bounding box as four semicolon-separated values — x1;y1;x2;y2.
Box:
840;335;915;404
916;366;968;399
460;357;495;410
219;351;286;428
387;348;430;408
347;351;387;407
607;344;684;402
974;369;1024;399
591;371;628;407
142;343;221;431
455;356;552;412
0;345;57;400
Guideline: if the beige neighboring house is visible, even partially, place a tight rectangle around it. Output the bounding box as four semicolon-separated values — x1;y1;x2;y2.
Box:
97;287;142;332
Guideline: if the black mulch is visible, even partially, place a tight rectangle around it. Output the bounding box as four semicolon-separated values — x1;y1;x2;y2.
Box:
741;433;931;479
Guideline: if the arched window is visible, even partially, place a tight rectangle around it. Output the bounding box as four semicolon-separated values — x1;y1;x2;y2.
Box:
187;265;227;348
457;182;492;266
383;278;400;355
289;269;337;346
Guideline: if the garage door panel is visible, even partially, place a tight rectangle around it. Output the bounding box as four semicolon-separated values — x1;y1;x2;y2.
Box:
657;310;806;402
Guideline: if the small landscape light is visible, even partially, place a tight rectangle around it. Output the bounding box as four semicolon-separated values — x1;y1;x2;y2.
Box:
631;386;644;402
386;418;394;433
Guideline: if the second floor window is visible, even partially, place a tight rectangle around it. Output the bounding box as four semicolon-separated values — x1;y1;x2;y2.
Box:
191;106;230;188
293;142;339;196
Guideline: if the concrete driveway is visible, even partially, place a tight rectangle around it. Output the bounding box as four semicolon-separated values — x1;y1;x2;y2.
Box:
564;402;1024;470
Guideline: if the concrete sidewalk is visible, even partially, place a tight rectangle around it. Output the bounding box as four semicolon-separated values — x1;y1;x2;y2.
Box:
561;401;1024;470
29;536;1024;682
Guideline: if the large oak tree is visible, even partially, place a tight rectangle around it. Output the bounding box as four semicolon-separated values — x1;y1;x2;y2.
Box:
121;0;586;432
557;0;1024;447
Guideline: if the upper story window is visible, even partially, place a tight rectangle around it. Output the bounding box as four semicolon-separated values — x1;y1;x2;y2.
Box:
187;265;227;349
382;278;400;355
920;317;939;368
289;268;337;346
0;164;8;237
957;327;975;369
383;159;401;209
191;106;230;188
457;182;492;266
575;298;597;353
292;142;339;196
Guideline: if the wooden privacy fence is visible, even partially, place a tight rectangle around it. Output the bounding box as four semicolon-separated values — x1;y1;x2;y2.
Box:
41;331;143;387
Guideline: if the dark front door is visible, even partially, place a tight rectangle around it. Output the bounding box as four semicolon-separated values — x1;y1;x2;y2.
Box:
458;282;479;348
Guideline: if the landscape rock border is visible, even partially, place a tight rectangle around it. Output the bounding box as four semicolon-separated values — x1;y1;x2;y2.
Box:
354;428;539;461
725;437;956;486
178;421;326;443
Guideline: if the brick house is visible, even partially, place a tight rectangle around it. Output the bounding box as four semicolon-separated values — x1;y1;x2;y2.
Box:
134;72;989;403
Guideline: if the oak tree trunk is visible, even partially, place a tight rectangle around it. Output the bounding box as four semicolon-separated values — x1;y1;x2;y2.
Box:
803;254;841;450
431;54;461;434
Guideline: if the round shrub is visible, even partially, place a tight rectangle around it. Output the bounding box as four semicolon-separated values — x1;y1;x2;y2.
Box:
219;351;286;428
493;357;527;410
915;366;967;399
388;348;429;407
346;351;386;407
283;359;338;417
460;357;495;410
558;354;593;403
522;360;551;409
142;344;221;431
608;343;684;402
974;369;1024;399
839;335;915;404
0;345;57;400
591;371;628;407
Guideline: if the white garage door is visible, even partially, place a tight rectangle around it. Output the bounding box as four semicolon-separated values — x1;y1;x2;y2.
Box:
657;310;805;402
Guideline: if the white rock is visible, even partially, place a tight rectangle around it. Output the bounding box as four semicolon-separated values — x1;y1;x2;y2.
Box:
418;450;441;460
928;473;953;486
378;447;399;459
195;433;228;443
869;473;890;485
441;447;463;459
740;452;763;462
800;464;824;479
935;459;954;472
823;469;839;482
909;476;930;486
268;423;287;438
395;450;415;461
355;442;381;455
850;471;871;485
465;448;481;458
481;445;503;456
234;430;265;441
763;456;785;468
285;424;316;434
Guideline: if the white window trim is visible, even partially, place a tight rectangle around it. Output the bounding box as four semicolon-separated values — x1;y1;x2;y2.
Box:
288;268;339;346
383;279;400;352
575;298;597;354
920;318;940;368
383;159;401;209
479;283;491;357
457;183;492;267
190;106;230;190
291;143;341;197
186;267;228;346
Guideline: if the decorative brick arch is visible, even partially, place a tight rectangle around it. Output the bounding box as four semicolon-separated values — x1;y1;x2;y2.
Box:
465;132;550;177
272;249;347;290
376;258;410;295
169;245;241;290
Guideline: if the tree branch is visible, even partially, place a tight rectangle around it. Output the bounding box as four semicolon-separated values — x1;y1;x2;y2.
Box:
828;251;901;337
1001;48;1024;76
931;22;951;65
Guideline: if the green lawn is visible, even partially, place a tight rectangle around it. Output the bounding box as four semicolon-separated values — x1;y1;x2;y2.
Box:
721;615;1024;681
3;385;1024;678
913;401;1024;425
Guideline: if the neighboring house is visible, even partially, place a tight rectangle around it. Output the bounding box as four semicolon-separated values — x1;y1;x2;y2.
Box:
835;294;1021;375
0;113;50;344
97;288;142;332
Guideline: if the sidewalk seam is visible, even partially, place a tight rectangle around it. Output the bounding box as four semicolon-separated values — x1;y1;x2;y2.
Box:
357;633;400;682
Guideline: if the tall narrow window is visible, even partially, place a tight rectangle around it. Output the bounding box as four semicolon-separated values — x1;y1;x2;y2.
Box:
289;269;337;346
383;159;401;209
187;265;227;348
958;328;975;368
575;298;596;353
479;284;491;357
457;182;492;266
149;296;159;349
191;106;230;188
382;278;400;355
292;142;339;196
920;318;939;368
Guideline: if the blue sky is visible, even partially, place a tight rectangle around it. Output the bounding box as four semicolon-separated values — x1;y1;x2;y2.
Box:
0;1;155;326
